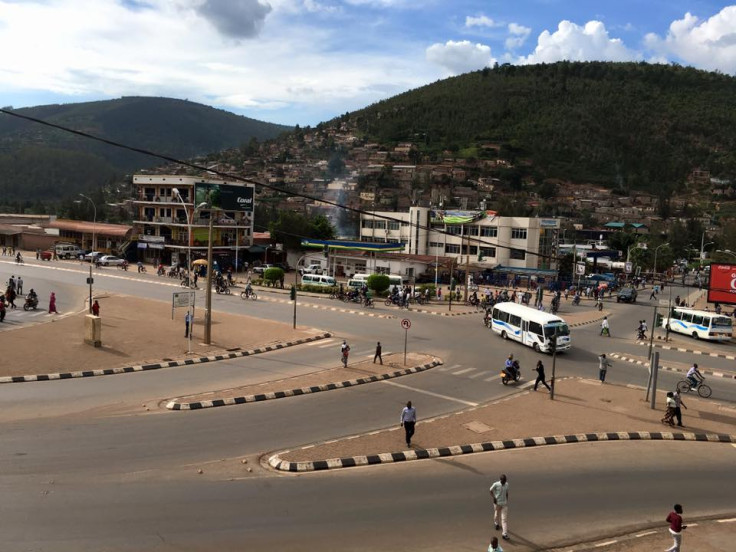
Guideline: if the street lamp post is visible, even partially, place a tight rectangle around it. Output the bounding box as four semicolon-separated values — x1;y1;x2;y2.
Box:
653;243;669;277
700;232;714;265
78;193;97;251
716;249;736;259
173;187;207;354
293;254;309;330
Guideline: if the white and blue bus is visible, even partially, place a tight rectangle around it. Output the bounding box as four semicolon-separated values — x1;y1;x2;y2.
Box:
661;307;733;342
490;302;571;353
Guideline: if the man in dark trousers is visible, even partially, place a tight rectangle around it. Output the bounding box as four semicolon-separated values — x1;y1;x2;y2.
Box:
400;400;416;447
533;360;551;392
185;311;192;338
672;389;687;427
373;341;383;364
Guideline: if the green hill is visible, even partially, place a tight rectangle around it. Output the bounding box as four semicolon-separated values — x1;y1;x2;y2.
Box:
345;61;736;194
0;97;291;202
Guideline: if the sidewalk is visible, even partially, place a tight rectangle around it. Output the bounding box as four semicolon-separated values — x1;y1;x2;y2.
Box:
270;378;736;467
0;294;322;379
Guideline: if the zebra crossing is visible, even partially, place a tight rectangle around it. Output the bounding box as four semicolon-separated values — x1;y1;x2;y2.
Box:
0;307;59;329
307;339;501;382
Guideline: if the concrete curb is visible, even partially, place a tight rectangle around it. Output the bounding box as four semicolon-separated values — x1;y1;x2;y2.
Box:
261;296;396;319
407;307;478;317
166;359;443;410
608;352;736;380
569;311;609;328
267;431;736;472
0;332;333;384
635;340;735;361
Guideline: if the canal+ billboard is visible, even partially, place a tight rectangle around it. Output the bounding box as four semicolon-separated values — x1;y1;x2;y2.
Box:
707;263;736;305
194;182;254;212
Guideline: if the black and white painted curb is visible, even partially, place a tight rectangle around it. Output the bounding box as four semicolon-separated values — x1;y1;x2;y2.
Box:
0;332;332;384
568;312;609;328
166;359;443;410
258;296;396;319
635;340;735;361
608;352;736;380
267;431;736;472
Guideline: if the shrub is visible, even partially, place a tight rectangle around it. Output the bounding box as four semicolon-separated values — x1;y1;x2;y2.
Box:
263;267;285;286
367;274;390;293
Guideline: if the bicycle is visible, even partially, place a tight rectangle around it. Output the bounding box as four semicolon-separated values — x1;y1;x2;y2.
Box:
240;289;258;301
676;378;712;398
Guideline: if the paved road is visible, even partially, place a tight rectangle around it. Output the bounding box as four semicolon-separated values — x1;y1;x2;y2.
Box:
1;262;734;550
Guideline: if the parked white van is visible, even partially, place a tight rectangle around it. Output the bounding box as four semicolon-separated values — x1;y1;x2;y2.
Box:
301;274;337;287
55;244;83;259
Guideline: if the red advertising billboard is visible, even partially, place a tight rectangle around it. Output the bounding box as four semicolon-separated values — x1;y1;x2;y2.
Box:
707;263;736;305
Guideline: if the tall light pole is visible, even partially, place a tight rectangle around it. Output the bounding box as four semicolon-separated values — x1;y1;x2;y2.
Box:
78;193;97;251
700;236;714;265
173;187;207;354
716;249;736;259
653;243;669;276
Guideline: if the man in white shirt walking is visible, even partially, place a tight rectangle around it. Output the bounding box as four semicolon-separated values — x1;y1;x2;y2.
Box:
400;401;416;447
490;474;510;541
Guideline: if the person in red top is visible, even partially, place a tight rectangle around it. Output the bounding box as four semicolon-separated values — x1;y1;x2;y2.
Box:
665;503;686;552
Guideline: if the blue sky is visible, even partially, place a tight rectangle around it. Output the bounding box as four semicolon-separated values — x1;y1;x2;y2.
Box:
1;1;735;126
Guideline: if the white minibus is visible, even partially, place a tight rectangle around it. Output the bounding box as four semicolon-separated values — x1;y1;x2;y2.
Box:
347;273;404;290
661;307;733;341
301;274;337;287
490;302;571;353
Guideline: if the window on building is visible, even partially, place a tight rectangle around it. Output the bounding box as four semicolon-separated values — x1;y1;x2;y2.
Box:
429;242;443;249
446;226;462;235
373;237;386;243
445;244;461;254
511;228;528;240
480;247;496;258
464;245;478;255
388;221;400;231
374;221;386;230
401;221;409;227
510;249;526;260
387;238;400;243
362;220;374;229
466;226;479;236
480;227;498;237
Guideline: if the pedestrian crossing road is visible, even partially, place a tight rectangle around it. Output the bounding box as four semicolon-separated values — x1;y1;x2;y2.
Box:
0;307;64;330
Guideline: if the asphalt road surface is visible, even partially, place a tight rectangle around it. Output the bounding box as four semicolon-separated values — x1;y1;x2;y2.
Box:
1;261;734;551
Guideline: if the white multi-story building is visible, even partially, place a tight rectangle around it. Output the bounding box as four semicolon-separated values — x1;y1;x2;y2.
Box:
359;206;559;271
132;174;254;266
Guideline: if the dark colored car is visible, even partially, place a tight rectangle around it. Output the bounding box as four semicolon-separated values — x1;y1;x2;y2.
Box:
273;262;292;272
40;250;53;261
617;287;638;303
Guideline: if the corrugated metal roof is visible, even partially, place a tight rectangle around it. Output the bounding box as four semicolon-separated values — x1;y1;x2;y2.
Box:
49;219;132;238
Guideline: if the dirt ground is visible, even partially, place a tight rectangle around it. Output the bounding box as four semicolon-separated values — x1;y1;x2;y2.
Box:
0;294;322;377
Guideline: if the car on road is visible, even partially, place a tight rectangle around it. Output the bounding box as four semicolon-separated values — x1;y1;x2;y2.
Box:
299;263;324;275
617;287;638;303
98;255;126;266
252;264;275;275
84;251;103;262
40;250;53;261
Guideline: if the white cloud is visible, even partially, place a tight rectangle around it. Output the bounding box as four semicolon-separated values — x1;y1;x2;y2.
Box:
426;40;495;75
644;6;736;74
505;22;531;50
519;20;639;64
465;15;496;28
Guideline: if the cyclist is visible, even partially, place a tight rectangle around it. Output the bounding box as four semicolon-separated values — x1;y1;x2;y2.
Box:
686;363;704;390
244;281;253;297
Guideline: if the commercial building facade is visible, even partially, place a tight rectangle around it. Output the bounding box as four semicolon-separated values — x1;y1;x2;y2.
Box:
132;175;255;266
359;207;559;271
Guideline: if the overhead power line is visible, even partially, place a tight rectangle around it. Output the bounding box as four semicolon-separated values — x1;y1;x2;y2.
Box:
1;107;562;263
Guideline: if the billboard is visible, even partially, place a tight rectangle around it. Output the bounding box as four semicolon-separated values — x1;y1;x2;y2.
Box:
195;182;254;212
707;263;736;305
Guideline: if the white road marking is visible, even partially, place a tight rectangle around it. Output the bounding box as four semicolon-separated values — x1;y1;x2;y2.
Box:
594;541;618;548
635;530;657;537
468;370;487;379
484;375;501;382
305;339;332;347
717;518;736;523
452;367;476;376
379;380;478;406
438;363;461;372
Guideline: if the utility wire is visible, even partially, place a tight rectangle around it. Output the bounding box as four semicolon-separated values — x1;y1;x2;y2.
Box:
1;107;563;263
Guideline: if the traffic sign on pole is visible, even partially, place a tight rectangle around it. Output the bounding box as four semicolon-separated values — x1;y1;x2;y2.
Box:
401;318;411;364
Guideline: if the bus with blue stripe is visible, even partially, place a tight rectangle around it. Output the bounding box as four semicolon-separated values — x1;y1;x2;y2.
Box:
490;302;571;353
661;307;733;342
